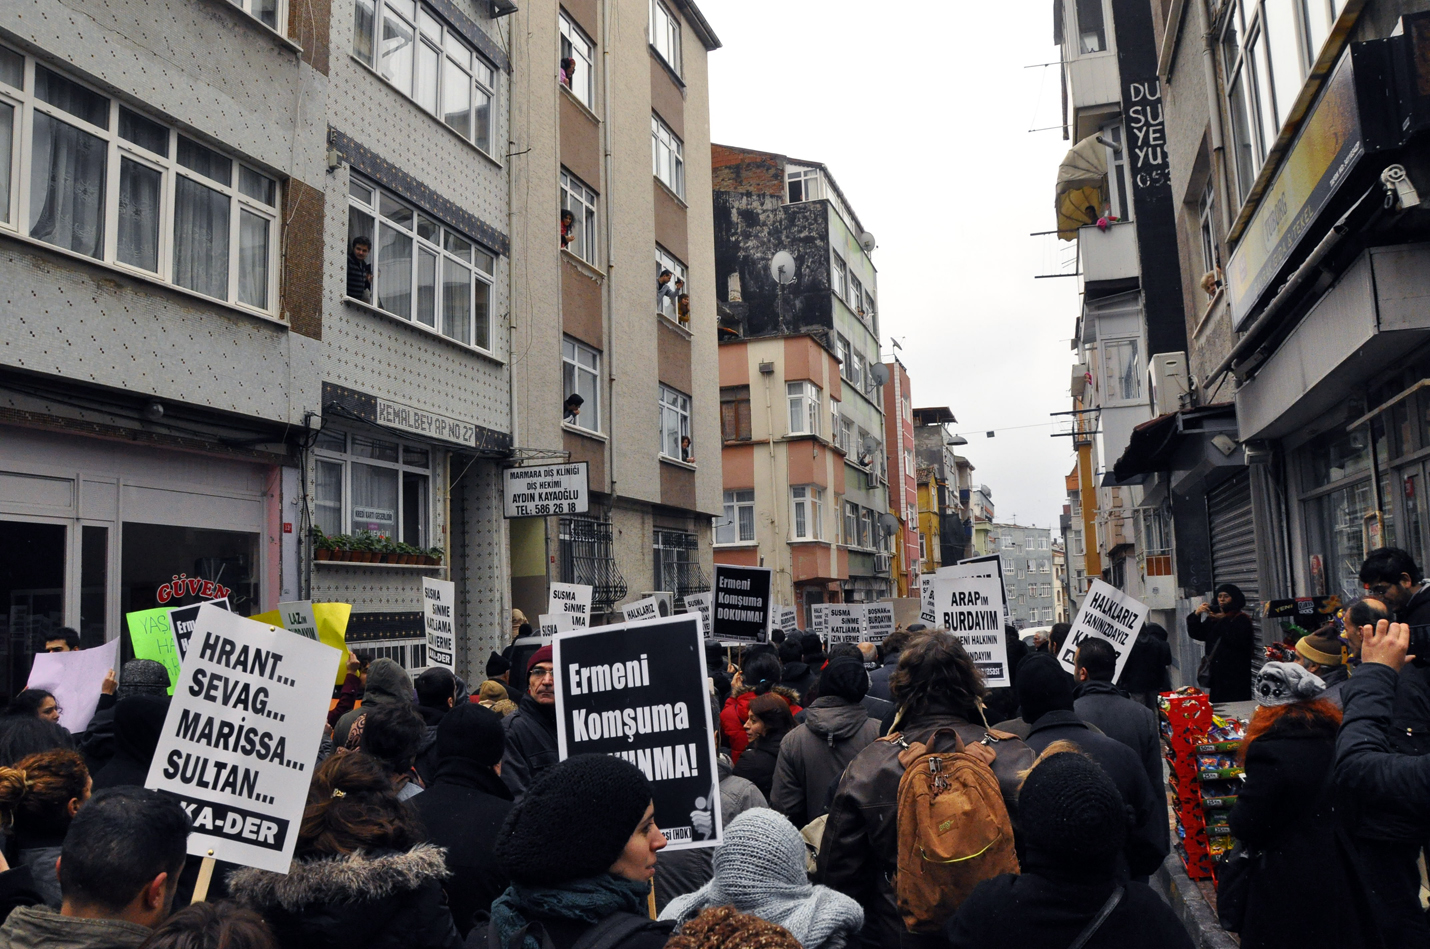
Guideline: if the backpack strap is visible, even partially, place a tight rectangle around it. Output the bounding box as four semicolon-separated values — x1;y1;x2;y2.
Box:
569;913;673;949
1067;885;1124;949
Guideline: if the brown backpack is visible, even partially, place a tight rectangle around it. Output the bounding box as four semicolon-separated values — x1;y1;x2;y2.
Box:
890;727;1020;933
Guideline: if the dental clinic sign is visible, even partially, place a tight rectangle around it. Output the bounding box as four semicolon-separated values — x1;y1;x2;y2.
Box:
503;463;590;518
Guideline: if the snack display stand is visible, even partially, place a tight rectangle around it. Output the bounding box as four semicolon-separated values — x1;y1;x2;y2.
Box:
1160;689;1246;880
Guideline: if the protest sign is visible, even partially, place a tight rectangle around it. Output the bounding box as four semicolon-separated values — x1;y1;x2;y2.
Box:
712;565;772;644
683;593;712;636
777;606;799;635
931;576;1011;688
128;599;232;695
538;613;574;637
146;605;340;873
27;637;121;733
864;603;896;644
826;604;867;646
547;583;593;628
810;603;831;638
422;579;456;670
170;599;233;660
251;603;352;685
621;596;665;623
275;602;318;640
1058;579;1148;680
956;555;1010;624
553;614;720;851
919;575;936;626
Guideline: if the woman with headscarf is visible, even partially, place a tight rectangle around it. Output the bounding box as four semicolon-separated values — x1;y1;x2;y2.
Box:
91;694;169;790
1222;662;1379;948
474;754;673;949
732;694;796;801
1188;583;1255;702
661;808;862;949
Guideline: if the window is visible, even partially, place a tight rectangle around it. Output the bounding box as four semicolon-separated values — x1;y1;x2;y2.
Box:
1042;607;1055;622
1027;559;1037;572
848;271;863;310
1101;338;1141;403
1102;123;1131;221
904;449;914;477
559;515;627;612
348;174;494;349
839;416;855;453
830;398;841;445
787;381;821;437
561;169;598;264
1041;560;1051;573
791;486;824;541
918;532;927;561
844;501;859;547
232;0;284;30
651;114;685;199
659;384;691;461
353;0;495;154
716;490;755;544
859;509;875;550
1198;178;1219;283
831;252;847;300
721;386;752;442
864;288;877;328
649;0;681;74
654;529;705;598
1;56;280;313
559;13;595;109
655;246;686;322
313;429;431;547
1001;532;1014;546
563;337;601;433
1075;0;1106;52
786;166;823;204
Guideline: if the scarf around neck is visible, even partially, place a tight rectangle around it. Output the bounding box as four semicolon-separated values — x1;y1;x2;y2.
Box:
489;874;649;949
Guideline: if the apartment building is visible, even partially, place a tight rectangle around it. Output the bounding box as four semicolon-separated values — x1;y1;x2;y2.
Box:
913;406;973;566
0;0;514;690
881;358;919;596
506;0;722;623
712;145;892;626
991;523;1057;628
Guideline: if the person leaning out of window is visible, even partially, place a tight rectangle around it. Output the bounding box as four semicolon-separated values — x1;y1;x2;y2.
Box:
347;236;373;303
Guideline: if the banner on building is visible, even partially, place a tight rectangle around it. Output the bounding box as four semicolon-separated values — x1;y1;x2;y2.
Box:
503;463;590;518
553;614;720;851
548;583;593;629
931;576;1011;688
683;593;712;637
711;565;772;644
826;604;867;646
865;603;896;644
422;579;456;670
1058;578;1148;680
146;606;340;873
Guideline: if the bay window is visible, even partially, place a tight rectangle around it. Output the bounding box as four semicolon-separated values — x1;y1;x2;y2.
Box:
716;489;755;545
786;381;821;437
348;174;494;351
659;384;691;461
313;429;431;547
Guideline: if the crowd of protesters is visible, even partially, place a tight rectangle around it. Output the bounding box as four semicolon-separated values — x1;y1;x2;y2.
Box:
11;547;1430;949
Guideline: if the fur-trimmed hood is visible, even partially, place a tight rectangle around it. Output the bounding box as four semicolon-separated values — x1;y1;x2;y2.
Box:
228;844;450;912
729;683;803;707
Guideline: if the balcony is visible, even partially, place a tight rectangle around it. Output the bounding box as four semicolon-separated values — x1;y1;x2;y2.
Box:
1065;51;1120;120
1079;220;1139;286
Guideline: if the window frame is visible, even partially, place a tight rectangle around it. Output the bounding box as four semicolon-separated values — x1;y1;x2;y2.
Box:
658;383;692;462
347;172;495;352
3;53;281;317
562;336;602;434
655;245;687;323
831;252;848;300
786;165;820;203
720;385;752;442
786;381;822;438
559;12;595;110
716;489;756;545
649;0;682;75
561;168;599;265
232;0;288;34
651;113;685;199
312;427;434;547
1198;177;1220;279
1100;336;1143;405
790;485;824;541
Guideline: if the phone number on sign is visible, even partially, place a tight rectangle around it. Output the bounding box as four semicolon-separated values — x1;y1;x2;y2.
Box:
509;501;583;517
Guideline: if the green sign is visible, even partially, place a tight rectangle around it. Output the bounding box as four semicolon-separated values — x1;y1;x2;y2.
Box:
125;607;180;695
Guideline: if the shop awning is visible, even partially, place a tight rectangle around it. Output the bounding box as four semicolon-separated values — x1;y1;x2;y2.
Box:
1055;135;1107;241
1111;404;1239;484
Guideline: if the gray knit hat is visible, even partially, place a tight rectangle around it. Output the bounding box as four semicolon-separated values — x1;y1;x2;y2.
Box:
1253;661;1326;707
117;659;170;698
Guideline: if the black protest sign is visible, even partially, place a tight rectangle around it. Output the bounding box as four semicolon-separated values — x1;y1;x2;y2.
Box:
553;615;720;851
169;598;231;659
711;565;772;644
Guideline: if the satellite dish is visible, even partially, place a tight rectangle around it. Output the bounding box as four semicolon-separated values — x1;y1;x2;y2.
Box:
858;231;877;252
769;251;797;285
869;363;890;386
861;434;881;455
879;512;899;535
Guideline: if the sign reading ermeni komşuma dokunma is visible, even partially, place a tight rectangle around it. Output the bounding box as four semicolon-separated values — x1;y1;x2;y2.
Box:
711;565;772;644
553;614;721;851
502;463;590;518
146;606;340;874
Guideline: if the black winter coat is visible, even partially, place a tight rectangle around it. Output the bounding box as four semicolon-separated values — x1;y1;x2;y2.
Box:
228;845;463;949
731;730;787;800
867;651;900;702
415;761;514;937
1117;629;1172;695
1024;712;1169;877
1228;706;1381;949
500;693;559;798
1389;585;1430;757
945;857;1192;949
1187;610;1254;702
1072;680;1164;832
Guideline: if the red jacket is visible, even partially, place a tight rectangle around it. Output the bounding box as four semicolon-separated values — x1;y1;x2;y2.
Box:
720;686;803;763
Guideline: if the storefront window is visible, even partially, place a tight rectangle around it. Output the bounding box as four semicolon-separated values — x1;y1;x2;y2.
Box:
1380;472;1397;550
0;521;66;702
1302;428;1370;490
1305;480;1374;602
1407;474;1425;566
80;525;107;650
122;524;259;615
312;429;432;547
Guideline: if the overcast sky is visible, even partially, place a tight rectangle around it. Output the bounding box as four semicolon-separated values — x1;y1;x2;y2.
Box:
703;0;1083;534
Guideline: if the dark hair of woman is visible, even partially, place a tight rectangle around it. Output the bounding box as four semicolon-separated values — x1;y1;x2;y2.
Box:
0;749;88;837
1214;583;1247;613
746;693;795;738
888;630;986;719
137;900;277;949
740;653;783;697
0;717;74;768
297;752;422;858
5;691;54;718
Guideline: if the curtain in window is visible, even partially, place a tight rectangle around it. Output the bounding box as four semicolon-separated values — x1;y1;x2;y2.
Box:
29;113;106;258
442;257;470;343
117;158;161;272
350;463;399;536
315;460;344;537
173;176;230;298
416;247;437;326
238;210;269;308
0;104;12;223
376;223;412;317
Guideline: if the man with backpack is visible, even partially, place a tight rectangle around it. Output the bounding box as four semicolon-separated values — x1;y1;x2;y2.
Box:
816;630;1034;949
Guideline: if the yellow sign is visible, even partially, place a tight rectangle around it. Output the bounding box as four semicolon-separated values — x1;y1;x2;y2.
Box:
251;602;351;685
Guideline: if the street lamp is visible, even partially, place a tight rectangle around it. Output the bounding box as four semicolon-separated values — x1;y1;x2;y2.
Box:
947;435;968;446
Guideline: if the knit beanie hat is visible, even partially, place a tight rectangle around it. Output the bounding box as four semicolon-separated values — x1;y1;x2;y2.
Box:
1018;751;1127;869
496;754;652;886
665;907;801;949
1295;629;1344;667
1016;653;1075;725
117;659;170;698
527;644;554;676
435;702;505;767
486;651;511;676
477;679;509;703
818;658;869;704
1254;661;1326;707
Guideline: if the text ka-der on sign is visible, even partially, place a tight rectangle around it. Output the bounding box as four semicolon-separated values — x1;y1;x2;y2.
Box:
146;606;340;874
503;463;590;518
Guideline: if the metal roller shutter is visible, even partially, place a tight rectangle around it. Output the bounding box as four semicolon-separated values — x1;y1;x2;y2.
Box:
1207;470;1262;663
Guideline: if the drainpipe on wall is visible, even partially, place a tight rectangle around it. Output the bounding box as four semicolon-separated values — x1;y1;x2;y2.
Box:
601;0;618;512
1201;0;1229;244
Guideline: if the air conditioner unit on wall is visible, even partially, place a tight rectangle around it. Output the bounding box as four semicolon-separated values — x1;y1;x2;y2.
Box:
1150;352;1189;417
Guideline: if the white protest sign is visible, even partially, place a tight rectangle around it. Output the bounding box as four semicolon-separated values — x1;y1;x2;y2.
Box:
810;603;832;637
864;603;896;644
919;575;936;626
547;583;593;629
955;554;1010;624
778;606;799;635
146;606;340;873
276;601;318;641
538;613;574;637
826;604;867;645
621;596;665;623
683;593;712;636
26;637;121;733
1059;579;1148;681
422;579;456;670
931;576;1011;688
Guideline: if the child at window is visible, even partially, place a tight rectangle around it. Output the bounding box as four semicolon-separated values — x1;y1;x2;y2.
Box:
677;293;690;326
559;57;575;88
